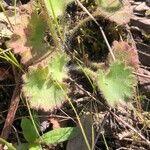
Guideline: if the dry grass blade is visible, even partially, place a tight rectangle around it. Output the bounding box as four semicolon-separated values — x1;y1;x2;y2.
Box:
110;111;150;145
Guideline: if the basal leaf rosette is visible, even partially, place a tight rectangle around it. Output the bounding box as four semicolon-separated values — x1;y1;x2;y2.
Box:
97;61;137;107
22;53;68;111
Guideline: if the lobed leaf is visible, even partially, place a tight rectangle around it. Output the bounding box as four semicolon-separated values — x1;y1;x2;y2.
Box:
48;53;68;82
111;41;139;69
97;0;132;25
7;11;49;65
97;61;137;107
97;0;122;12
22;53;68;111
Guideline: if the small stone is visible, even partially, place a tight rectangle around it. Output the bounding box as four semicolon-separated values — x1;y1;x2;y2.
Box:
134;2;150;12
146;0;150;7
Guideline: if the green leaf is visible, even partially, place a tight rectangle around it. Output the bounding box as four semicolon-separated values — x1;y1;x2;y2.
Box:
97;61;137;106
21;118;39;143
97;0;122;12
44;0;74;18
44;0;65;18
22;54;68;111
48;53;68;82
27;12;48;53
111;41;139;69
37;127;78;144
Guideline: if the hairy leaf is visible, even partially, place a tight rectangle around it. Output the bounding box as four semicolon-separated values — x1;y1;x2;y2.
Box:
26;12;48;53
97;0;122;12
37;127;78;144
7;11;49;65
21;118;39;143
44;0;74;18
48;53;68;82
22;53;68;111
97;0;132;25
97;61;137;106
23;67;67;111
44;0;65;17
111;41;139;69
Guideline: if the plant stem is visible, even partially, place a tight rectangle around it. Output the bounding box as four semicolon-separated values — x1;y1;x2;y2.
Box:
0;138;16;150
56;81;91;150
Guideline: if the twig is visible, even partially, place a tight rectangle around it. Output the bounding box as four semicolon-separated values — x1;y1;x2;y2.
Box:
70;77;150;145
110;111;150;145
75;0;115;61
0;68;21;148
122;138;150;146
133;71;150;79
94;112;110;146
73;1;150;80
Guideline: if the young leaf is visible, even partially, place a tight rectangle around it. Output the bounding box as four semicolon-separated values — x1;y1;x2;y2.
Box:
21;118;39;143
97;61;137;107
37;127;78;144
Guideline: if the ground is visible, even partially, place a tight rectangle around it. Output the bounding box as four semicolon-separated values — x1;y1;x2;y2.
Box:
0;0;150;150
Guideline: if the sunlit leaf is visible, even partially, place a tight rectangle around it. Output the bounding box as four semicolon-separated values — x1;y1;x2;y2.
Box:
44;0;65;18
22;53;68;111
37;127;78;144
7;11;49;65
48;53;68;82
97;61;137;106
44;0;74;18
